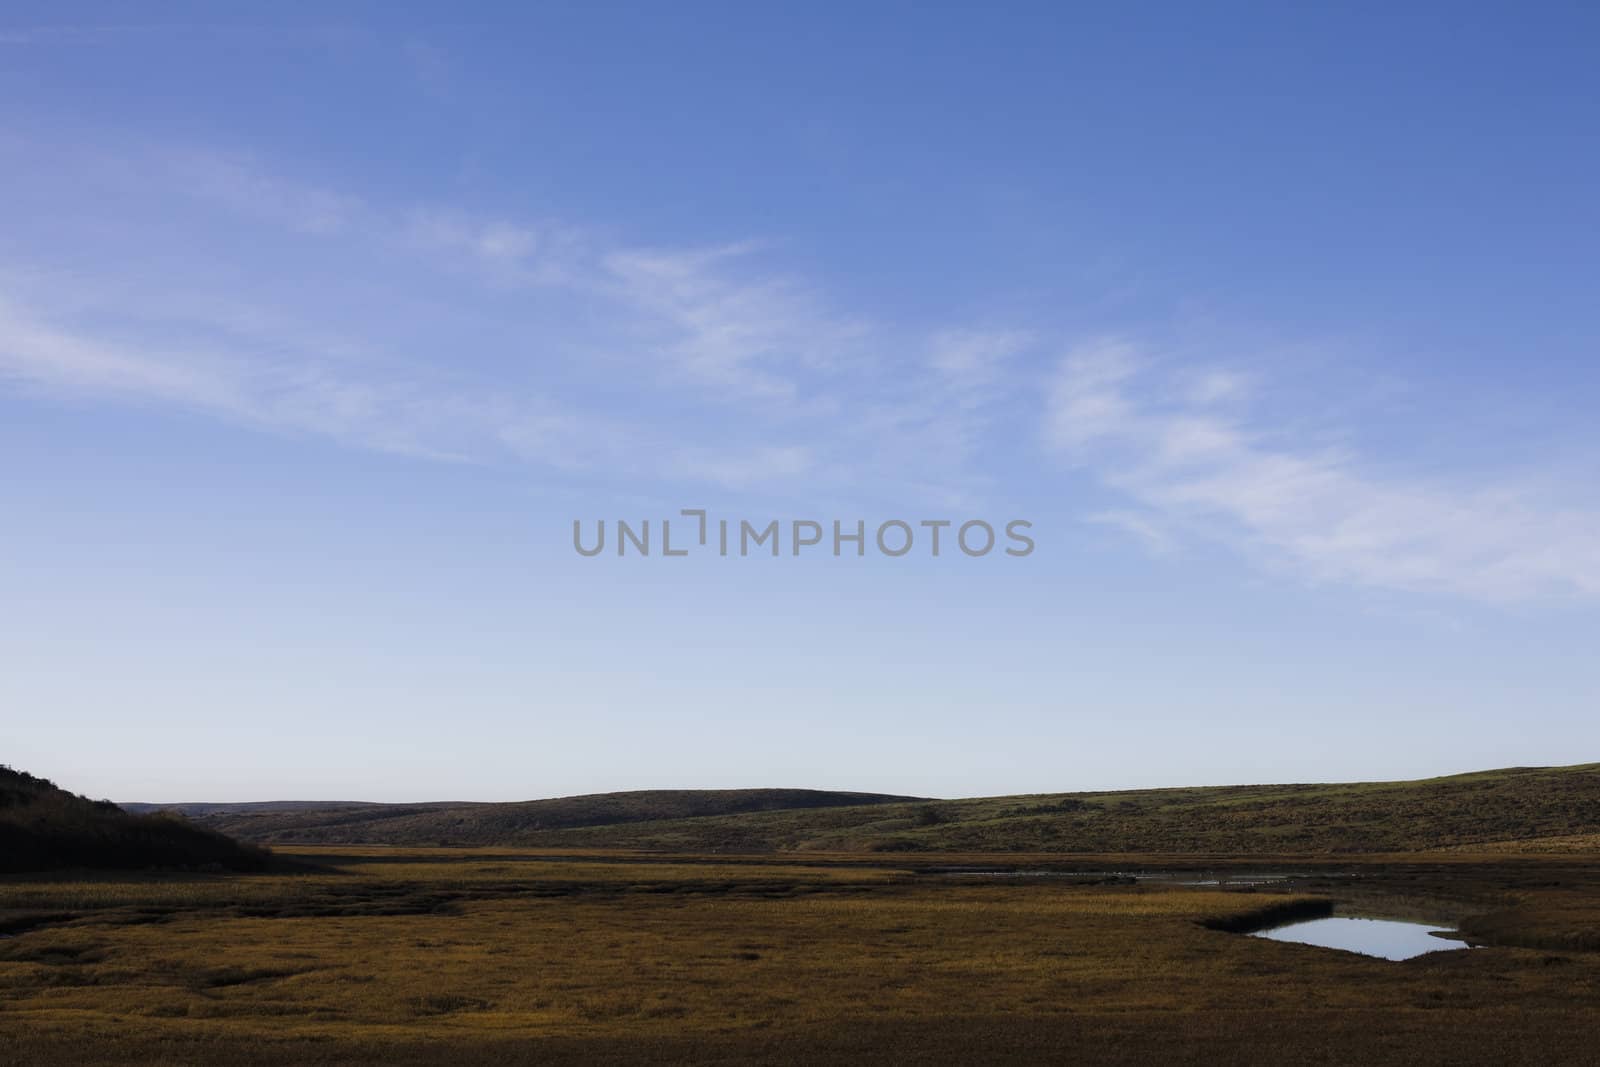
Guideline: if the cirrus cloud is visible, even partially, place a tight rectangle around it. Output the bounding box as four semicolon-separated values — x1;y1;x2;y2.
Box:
1046;340;1600;603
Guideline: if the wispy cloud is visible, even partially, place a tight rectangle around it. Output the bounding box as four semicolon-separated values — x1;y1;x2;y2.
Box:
601;244;867;399
0;297;233;404
1085;509;1176;556
0;295;576;464
402;209;588;287
9;136;1599;601
0;144;1000;498
169;152;358;235
667;445;814;489
928;328;1031;400
1046;340;1600;602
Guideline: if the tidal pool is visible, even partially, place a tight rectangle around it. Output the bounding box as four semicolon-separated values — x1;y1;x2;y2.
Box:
1250;915;1468;960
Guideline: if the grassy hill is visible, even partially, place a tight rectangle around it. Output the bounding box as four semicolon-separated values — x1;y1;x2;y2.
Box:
0;766;270;873
164;789;924;847
179;764;1600;854
121;800;396;816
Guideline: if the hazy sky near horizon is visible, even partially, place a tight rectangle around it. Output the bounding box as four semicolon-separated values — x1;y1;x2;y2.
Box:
4;4;1600;802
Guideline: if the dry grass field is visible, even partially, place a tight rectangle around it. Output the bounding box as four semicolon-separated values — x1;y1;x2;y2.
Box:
4;847;1600;1064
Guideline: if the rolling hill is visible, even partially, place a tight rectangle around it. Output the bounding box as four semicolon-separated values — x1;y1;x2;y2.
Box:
145;788;924;848
158;764;1600;854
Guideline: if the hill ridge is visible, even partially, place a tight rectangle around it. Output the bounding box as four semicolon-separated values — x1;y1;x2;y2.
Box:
173;763;1600;854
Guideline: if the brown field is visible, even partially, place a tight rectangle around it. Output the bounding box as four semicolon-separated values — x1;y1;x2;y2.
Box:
3;847;1600;1064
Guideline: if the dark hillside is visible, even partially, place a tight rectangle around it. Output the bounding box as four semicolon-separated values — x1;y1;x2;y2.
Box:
189;789;924;846
121;800;402;816
0;766;269;873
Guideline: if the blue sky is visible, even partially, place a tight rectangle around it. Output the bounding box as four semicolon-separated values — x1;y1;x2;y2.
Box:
3;4;1599;801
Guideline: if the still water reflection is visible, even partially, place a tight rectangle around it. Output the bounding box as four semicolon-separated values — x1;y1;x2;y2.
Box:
1250;916;1467;960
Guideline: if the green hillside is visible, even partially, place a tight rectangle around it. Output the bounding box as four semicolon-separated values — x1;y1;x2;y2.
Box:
174;788;923;847
184;764;1600;854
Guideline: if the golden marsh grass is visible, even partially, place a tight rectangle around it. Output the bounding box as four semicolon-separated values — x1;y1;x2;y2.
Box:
3;847;1599;1063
